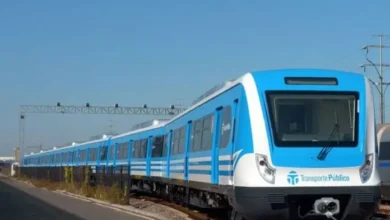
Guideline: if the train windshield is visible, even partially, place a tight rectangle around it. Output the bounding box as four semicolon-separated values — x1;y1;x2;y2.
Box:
265;91;359;147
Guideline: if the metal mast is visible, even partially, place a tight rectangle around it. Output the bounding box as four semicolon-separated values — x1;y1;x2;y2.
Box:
360;34;390;124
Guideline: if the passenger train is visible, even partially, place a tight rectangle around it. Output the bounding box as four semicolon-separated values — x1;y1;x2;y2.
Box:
377;123;390;200
22;69;381;220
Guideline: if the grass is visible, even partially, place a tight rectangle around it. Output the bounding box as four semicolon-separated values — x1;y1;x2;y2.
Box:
13;168;128;205
0;167;11;177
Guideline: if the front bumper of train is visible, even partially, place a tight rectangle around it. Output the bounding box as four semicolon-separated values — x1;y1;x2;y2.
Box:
232;185;381;220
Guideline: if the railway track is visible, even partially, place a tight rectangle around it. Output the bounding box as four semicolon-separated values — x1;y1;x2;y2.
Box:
131;192;229;220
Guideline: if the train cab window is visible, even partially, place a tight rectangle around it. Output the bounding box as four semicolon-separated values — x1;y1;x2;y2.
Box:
220;106;232;148
266;92;358;147
100;146;108;161
152;135;164;157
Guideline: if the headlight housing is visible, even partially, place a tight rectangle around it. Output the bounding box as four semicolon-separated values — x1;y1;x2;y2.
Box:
359;153;374;183
255;154;276;184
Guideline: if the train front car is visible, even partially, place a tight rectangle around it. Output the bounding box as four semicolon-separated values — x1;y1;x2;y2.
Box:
232;69;381;220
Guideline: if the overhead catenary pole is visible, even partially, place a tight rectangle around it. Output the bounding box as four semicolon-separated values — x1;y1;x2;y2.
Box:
360;34;390;124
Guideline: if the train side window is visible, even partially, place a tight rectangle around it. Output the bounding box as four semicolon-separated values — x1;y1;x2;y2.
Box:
192;120;202;151
117;142;129;160
89;149;92;161
80;150;86;161
140;139;148;158
201;114;213;150
94;148;98;161
152;135;164;157
178;126;186;154
171;129;180;155
220;106;232;148
132;140;140;158
117;144;122;159
72;151;77;163
109;145;115;160
101;146;108;161
162;134;168;156
89;148;97;161
124;142;129;159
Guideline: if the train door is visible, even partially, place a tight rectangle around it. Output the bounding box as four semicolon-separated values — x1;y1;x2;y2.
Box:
212;110;222;185
166;130;172;179
127;140;133;174
147;136;152;177
184;121;192;181
215;99;238;186
169;127;186;181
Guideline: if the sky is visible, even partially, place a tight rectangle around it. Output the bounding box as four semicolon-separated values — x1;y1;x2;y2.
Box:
1;0;390;156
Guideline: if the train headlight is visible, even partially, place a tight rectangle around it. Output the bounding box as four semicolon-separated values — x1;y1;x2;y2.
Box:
255;154;276;184
359;153;374;183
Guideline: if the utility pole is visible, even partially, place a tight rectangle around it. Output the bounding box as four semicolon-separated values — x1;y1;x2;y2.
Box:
13;147;19;162
360;34;390;124
108;119;114;134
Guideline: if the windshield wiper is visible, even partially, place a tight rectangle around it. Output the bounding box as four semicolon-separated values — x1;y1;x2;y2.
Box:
317;110;340;161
